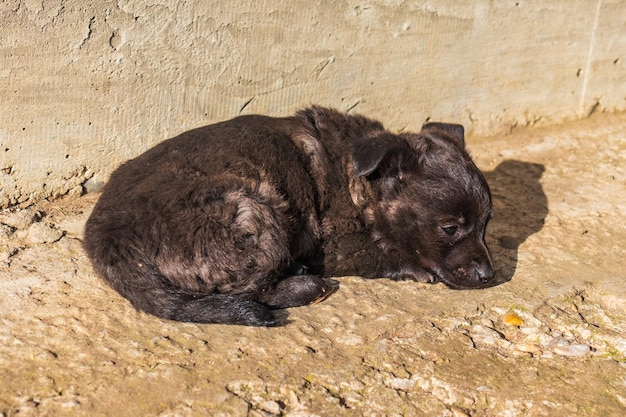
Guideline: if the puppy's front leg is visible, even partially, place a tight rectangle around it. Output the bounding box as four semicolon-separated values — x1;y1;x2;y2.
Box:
383;264;436;283
322;231;383;278
324;232;435;282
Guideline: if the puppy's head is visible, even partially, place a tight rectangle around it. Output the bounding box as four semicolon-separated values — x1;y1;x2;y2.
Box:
353;122;495;289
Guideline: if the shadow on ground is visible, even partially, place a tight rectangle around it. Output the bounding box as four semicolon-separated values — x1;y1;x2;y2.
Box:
484;160;548;285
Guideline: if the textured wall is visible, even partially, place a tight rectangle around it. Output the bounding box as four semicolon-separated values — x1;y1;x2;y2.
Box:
1;0;625;207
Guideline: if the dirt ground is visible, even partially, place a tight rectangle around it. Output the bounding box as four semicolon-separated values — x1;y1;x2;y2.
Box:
1;113;625;417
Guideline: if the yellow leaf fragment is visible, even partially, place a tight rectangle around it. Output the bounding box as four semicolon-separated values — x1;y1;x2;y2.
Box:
503;311;523;327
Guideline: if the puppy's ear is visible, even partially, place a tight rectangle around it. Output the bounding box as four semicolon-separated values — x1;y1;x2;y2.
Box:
353;133;413;179
421;122;465;148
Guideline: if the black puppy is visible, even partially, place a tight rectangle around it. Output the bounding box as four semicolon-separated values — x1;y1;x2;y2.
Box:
84;106;494;326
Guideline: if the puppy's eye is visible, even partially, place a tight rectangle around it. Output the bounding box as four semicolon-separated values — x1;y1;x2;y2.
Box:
441;225;458;235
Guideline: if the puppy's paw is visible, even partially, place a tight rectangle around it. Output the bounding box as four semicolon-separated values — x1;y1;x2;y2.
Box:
262;275;339;309
309;278;339;305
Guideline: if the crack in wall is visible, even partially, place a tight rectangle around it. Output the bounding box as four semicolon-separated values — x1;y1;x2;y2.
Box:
578;0;602;117
74;15;96;50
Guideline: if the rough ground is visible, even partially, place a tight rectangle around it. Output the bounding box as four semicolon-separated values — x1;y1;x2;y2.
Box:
1;113;626;417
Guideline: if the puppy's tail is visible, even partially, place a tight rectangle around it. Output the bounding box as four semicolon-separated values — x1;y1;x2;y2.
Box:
129;284;281;327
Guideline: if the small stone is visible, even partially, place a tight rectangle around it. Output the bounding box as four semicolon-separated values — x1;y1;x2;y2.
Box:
56;218;87;239
258;400;281;415
335;331;363;346
520;327;540;335
517;311;542;327
385;377;415;391
490;307;508;315
0;208;41;229
60;400;80;408
34;349;59;360
450;405;470;417
0;223;14;238
553;338;570;348
536;333;555;347
479;318;495;327
0;247;18;263
342;392;363;408
515;343;541;353
554;344;590;357
286;390;300;408
469;324;503;346
575;327;592;340
83;177;104;194
27;222;64;244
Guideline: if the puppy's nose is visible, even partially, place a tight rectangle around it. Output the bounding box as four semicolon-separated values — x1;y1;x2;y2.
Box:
476;263;495;283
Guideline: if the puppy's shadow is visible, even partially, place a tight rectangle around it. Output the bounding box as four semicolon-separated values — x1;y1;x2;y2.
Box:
483;160;548;286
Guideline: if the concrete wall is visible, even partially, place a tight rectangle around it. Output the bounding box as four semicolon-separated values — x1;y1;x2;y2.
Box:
1;0;625;208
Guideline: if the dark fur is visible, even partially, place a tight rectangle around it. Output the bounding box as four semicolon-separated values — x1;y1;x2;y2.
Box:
84;106;494;326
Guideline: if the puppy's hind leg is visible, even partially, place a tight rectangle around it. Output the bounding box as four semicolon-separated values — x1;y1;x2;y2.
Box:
164;290;282;326
85;247;284;326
